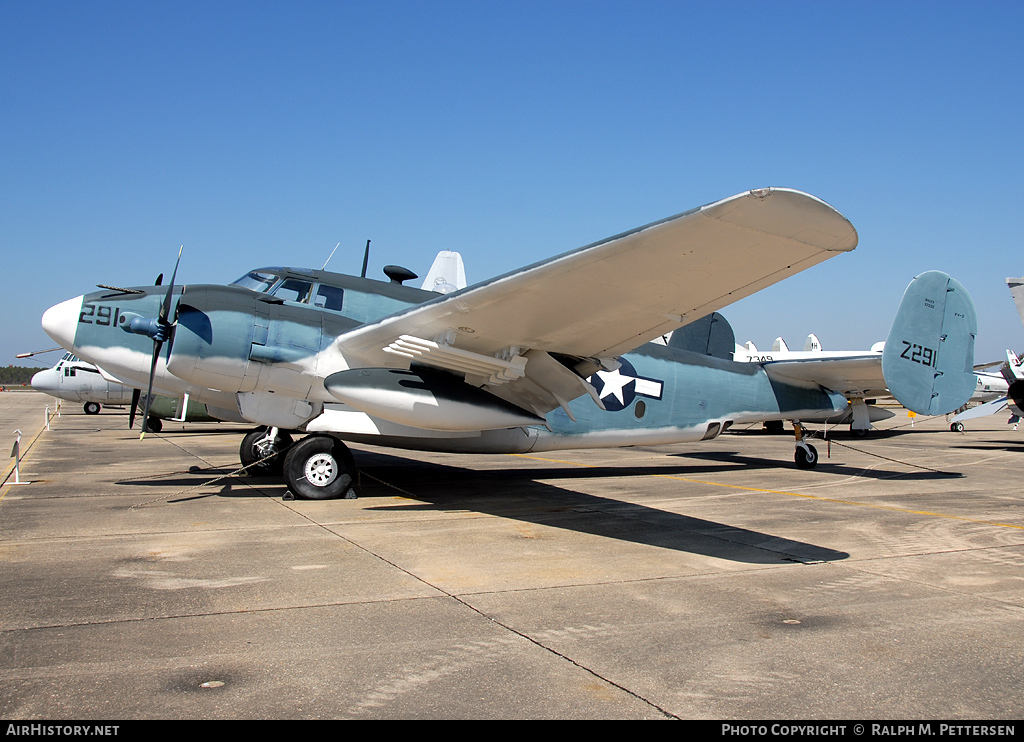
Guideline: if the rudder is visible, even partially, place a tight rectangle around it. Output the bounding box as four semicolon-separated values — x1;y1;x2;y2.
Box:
882;271;976;415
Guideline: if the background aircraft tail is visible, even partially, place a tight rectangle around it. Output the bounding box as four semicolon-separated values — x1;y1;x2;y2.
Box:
1007;277;1024;328
881;271;977;415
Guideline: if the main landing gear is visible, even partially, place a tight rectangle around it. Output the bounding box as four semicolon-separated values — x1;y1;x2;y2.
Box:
240;427;294;476
239;429;357;500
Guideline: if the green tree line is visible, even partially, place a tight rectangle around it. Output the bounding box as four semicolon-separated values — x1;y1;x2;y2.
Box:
0;367;45;386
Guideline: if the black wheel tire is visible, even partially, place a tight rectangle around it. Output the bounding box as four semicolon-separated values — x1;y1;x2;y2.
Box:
763;420;785;434
240;429;294;476
853;428;868;437
283;436;356;500
951;422;965;433
84;402;101;415
145;417;162;433
795;444;818;470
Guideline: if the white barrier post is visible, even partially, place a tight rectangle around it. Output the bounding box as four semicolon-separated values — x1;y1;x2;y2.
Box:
9;429;31;485
45;406;50;431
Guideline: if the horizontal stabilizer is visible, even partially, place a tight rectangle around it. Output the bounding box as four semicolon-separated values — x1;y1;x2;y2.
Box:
952;397;1008;424
882;271;977;415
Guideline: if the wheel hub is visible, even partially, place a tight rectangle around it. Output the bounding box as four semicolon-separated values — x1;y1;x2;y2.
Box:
304;453;338;487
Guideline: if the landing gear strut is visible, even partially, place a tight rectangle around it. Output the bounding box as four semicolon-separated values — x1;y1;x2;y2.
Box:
240;427;294;476
793;421;818;469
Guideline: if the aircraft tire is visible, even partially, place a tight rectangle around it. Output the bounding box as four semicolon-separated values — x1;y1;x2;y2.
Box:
951;422;965;433
795;444;818;469
240;428;293;476
84;402;101;415
763;420;785;434
283;435;356;500
145;417;162;433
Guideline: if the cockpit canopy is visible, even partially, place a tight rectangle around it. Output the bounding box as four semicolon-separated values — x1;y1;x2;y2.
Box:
231;267;437;325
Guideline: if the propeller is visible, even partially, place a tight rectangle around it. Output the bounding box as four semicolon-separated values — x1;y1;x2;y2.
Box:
135;247;183;439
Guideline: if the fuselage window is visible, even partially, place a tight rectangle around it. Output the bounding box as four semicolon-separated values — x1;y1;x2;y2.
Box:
314;284;345;311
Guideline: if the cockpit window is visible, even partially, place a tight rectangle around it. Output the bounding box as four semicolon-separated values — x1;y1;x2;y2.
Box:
232;271;280;293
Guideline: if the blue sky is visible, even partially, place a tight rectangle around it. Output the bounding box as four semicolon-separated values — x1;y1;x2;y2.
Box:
3;1;1022;369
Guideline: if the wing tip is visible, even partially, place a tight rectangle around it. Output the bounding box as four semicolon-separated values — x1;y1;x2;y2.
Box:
704;187;858;253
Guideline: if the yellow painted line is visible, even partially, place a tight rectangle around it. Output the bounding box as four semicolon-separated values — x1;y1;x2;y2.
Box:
510;453;1024;531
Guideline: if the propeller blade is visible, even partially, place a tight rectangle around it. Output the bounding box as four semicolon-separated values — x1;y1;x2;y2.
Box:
128;388;141;429
160;246;183;324
139;341;162;440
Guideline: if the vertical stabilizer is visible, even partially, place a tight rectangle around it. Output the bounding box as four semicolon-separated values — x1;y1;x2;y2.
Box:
1007;277;1024;328
882;271;976;415
422;251;467;294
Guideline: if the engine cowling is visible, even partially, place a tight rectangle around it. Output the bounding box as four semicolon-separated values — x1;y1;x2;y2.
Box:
166;286;262;392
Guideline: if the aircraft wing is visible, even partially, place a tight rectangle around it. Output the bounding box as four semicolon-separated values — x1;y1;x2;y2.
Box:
329;188;857;418
338;188;856;360
761;355;889;399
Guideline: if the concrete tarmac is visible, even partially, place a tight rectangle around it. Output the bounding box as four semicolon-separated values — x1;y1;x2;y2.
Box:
2;392;1023;719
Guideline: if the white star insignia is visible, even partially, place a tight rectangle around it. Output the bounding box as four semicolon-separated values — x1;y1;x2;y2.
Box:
594;368;634;405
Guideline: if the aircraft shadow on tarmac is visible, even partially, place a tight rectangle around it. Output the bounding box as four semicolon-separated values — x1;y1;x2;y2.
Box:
950;442;1024;454
674;450;961;480
352;451;850;565
115;448;849;565
372;450;853;565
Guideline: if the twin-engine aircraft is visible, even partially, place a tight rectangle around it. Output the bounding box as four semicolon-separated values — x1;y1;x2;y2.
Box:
39;188;977;499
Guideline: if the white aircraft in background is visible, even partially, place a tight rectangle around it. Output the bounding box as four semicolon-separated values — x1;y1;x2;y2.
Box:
948;276;1024;432
28;353;225;432
29;352;134;415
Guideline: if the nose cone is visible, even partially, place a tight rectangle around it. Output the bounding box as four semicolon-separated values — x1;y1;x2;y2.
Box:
42;295;83;351
31;368;60;394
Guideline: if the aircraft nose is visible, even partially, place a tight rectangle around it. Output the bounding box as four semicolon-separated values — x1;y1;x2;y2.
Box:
30;368;59;394
42;295;83;351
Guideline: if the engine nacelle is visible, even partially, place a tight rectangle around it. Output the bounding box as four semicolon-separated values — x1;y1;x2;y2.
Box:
167;286;324;398
1008;379;1024;413
166;286;262;392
